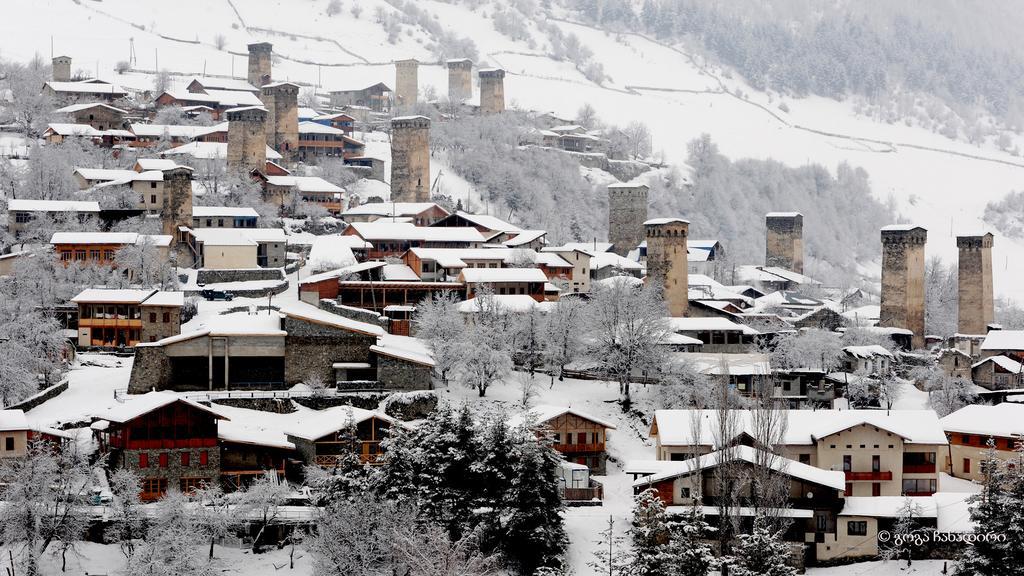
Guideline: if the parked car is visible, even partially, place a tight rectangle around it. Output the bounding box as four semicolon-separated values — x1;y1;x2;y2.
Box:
200;289;234;301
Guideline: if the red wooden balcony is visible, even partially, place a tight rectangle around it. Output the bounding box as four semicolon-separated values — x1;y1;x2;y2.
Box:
903;463;936;474
844;470;893;481
553;443;605;454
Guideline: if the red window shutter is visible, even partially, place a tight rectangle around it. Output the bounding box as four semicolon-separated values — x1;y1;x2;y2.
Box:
181;452;190;467
139;453;148;468
159;453;168;468
200;450;209;466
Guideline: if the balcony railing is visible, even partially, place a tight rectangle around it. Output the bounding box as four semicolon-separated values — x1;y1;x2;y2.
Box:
562;485;603;502
902;463;936;474
844;470;893;481
553;443;605;454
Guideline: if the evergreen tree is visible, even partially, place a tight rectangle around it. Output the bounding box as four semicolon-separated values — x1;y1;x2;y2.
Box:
957;441;1023;576
730;515;796;576
630;488;672;576
665;508;715;576
590;515;633;576
499;424;568;574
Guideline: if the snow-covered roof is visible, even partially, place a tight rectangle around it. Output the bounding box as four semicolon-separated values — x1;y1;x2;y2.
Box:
669;353;771;376
508;404;617;430
382;263;420;281
652;409;948;447
192;206;260;218
940;403;1024;438
218;421;295;450
451;211;522;233
843;345;895;359
0;409;30;432
666;317;760;335
766;211;802;218
297;121;346;135
7;199;100;213
45;123;102;137
839;496;937;518
881;224;927;232
50;232;170;246
644;217;689;226
971;355;1024;373
55;102;128;115
457;295;542;314
129;123;207;139
189;227;285;246
460;267;548;283
74;167;139;182
348;221;485;243
142;291;185;307
71;288;155;304
265;175;345;194
96;391;227;424
279;302;385;337
981;330;1024;352
302;261;385;285
46;81;126;95
736;265;821;286
371;333;435;367
503;229;547;247
162;89;263;107
188;76;259;92
590;251;643;271
632;445;846;491
162;141;282;160
341;202;442;218
284;406;396;441
135;158;181;171
306;236;366;271
142;314;287;347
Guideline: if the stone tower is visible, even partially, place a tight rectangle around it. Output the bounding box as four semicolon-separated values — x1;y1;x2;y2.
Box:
52;56;72;82
260;82;299;160
247;42;273;87
957;233;995;335
390;116;431;203
645;217;689;317
880;225;927;349
765;212;804;273
161;166;193;238
227;106;268;172
394;59;419;109
478;68;506;114
608;183;648;257
447;59;473;103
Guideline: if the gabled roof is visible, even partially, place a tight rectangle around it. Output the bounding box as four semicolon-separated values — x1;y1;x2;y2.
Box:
631;445;845;491
981;330;1024;352
0;409;30;432
971;355;1023;373
7;199;100;213
278;302;385;337
284;407;397;441
192;206;260;218
371;333;435;366
509;404;617;430
55;102;128;115
460;267;547;283
940;403;1024;438
46;81;126;95
96;391;227;424
341;202;444;218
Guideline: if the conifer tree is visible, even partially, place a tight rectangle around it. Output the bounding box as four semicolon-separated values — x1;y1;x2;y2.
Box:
665;508;715;576
590;515;633;576
957;441;1022;576
730;515;797;576
630;488;672;576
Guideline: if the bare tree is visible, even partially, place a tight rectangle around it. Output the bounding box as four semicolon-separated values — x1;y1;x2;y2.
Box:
107;468;145;561
542;296;585;386
233;471;291;553
585;277;669;406
415;291;464;386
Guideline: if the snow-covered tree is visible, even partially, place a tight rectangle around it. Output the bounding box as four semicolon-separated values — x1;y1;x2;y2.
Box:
589;515;633;576
927;373;977;417
128;490;216;576
308;496;406;576
107;468;145;561
542;296;585;386
882;496;925;566
729;515;797;576
233;471;291;552
770;329;844;371
1;56;53;137
585;277;669;406
664;508;715;576
394;522;500;576
114;235;179;289
957;442;1024;575
0;440;91;576
630;488;672;576
415;291;464;386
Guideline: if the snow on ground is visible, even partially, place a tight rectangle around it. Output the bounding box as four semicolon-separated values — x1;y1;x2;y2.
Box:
807;560;954;575
892;379;931;410
27;353;133;427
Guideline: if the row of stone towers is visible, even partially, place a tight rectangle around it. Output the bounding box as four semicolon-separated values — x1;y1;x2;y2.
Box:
226;43;299;170
879;226;994;348
392;58;506;113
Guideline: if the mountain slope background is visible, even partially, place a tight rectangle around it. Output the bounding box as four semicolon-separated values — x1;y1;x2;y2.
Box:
4;0;1024;299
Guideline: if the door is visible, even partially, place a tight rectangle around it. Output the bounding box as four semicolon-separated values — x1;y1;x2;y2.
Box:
843;455;852;472
872;483;881;497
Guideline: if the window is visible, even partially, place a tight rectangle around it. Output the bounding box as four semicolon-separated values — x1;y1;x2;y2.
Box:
200;450;209;466
139;453;149;468
963;458;971;474
816;514;827;531
180;478;209;494
162;312;170;323
902;479;937;494
141;478;167;497
872;455;880;472
15;212;31;223
150;194;156;204
149;312;156;323
150;182;157;189
845;482;853;494
847;521;868;536
843;455;852;472
799;454;811;464
181;452;190;466
4;437;14;451
680;486;691;499
158;453;168;468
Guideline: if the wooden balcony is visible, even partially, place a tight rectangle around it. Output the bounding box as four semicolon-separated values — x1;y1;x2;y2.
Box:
563;485;603;502
314;454;382;467
122;438;218;450
553;442;605;454
844;470;893;481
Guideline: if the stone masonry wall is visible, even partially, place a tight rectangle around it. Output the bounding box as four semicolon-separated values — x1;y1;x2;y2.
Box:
957;234;994;335
376;354;433;391
765;213;803;273
608;184;648;256
880;228;927;349
283;317;377;385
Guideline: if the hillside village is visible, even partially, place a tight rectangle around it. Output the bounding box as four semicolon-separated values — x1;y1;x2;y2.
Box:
1;15;1024;576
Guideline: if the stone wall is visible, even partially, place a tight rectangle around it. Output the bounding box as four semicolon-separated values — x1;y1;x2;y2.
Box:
394;59;419;108
7;380;69;412
283;317;377;386
227;106;268;171
376;354;433;391
118;446;221;494
261;83;298;161
880;227;927;349
382;390;438;420
292;393;387;411
212;397;296;414
447;59;473;102
318;299;389;328
957;234;994;335
390;116;430;203
608;184;648;256
197;268;285;284
140;306;181;343
765;213;804;273
161;168;193;237
129;346;172;393
247;42;273;87
478;69;506;114
645;219;689;317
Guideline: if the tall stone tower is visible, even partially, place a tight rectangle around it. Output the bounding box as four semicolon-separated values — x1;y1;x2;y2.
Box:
161;166;194;238
390;116;431;203
260;82;299;160
880;225;927;349
52;56;72;82
478;68;506;114
447;59;473;103
645;217;689;317
247;42;273;87
957;233;995;335
765;212;803;273
226;106;268;172
608;183;648;256
394;59;419;109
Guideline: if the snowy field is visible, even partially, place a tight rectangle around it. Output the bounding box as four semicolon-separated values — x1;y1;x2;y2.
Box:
4;0;1024;298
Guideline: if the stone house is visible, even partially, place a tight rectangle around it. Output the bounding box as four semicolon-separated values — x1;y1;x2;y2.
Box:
184;228;286;269
458;267;548;301
43;80;128;104
54;102;129;130
970;355;1023;390
192;206;260;229
51;232;172;267
71;288;183;348
328;82;392;112
340;202;450;225
665;317;760;353
7;199;100;236
93;392;225;501
840;345;894;375
936;348;972;380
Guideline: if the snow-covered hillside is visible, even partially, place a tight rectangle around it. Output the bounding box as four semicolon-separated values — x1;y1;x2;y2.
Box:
5;0;1024;298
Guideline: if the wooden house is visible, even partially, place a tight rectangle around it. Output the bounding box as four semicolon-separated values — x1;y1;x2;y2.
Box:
50;232;172;266
284;407;401;468
71;288;183;348
511;405;617;474
93;392;226;500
